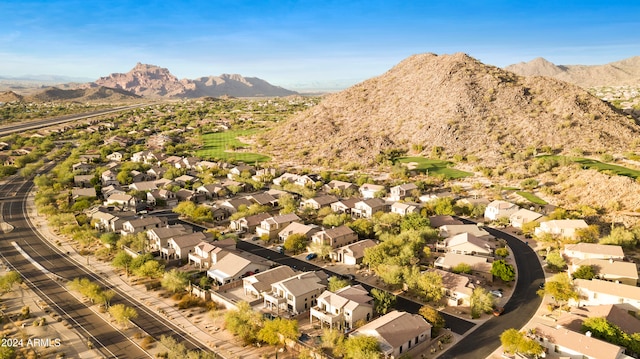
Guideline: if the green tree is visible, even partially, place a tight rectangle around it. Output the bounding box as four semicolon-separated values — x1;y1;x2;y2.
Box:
400;212;430;231
419;305;445;335
328;276;350;292
257;318;298;346
323;213;351;228
415;271;444;302
112;251;133;275
371;288;396;315
494;247;509;258
600;226;638;248
574;225;600;243
0;271;22;294
470;287;495;318
224;301;263;345
109;304;138;328
278;193;298;214
545;250;566;271
133;260;164;278
500;328;544;357
491;260;516;282
451;263;472;274
347;218;375;239
283;233;308;254
321;328;345;354
572;265;596;280
343;335;381;359
537;273;579;307
161;269;190;293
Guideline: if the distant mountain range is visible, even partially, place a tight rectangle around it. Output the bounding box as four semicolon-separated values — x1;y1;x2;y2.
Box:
0;63;299;101
505;56;640;88
87;63;298;98
260;52;640;167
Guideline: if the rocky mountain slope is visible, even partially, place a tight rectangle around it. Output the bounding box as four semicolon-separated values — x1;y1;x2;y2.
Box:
92;63;298;98
259;53;640;168
0;91;24;103
505;56;640;88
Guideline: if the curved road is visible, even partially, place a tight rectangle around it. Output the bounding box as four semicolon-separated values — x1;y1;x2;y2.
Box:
437;221;545;359
1;172;212;357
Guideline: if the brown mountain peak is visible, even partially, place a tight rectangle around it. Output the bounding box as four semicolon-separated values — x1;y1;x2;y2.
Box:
260;52;639;169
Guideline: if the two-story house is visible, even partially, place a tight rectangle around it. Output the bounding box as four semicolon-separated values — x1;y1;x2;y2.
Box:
310;285;374;330
388;183;418;201
207;252;271;286
187;238;236;269
163;232;208;260
352;198;388;218
484;200;519;221
255;213;301;240
300;195;340;210
243;266;297;299
147;224;191;251
263;271;327;315
278;222;321;242
311;226;359;249
330;239;377;265
121;216;167;236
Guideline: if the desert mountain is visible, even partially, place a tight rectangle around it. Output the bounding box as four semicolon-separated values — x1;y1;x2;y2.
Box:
505;56;640;87
26;86;141;103
259;53;640;168
0;91;24;103
92;63;298;98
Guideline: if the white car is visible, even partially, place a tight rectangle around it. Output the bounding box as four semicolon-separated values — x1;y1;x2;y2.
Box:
490;290;503;298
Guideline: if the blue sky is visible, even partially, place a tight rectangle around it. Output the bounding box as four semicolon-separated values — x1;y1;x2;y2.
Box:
1;0;639;90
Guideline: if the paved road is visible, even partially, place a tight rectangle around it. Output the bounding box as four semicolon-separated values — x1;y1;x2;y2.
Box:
236;240;477;336
437;221;545;359
1;173;212;357
0;104;148;136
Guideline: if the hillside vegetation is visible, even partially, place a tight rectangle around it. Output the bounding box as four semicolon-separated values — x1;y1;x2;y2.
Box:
259;53;640;169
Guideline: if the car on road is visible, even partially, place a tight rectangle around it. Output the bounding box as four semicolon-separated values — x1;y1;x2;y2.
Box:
274;246;284;254
490;289;503;298
493;307;505;316
305;253;317;260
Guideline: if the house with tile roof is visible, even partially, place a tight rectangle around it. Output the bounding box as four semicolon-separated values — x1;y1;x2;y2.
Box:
187;238;236;269
263;271;327;315
207;252;271;286
243;266;297;299
388;183;418;201
163;232;208;260
311;225;359;249
573;279;640;310
509;208;543;228
563;243;625;262
530;322;631;359
434;252;493;281
352;198;388;218
350;310;431;359
310;285;374;330
484;200;519;221
535;219;589;240
569;258;638;286
438;224;492;239
437;232;493;256
300;195;340;210
255;213;301;240
278;222;321;242
147;224;191;251
359;183;385;199
330;239;377;265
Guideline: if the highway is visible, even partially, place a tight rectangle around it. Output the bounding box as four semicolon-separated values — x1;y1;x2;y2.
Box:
0;172;212;357
0;104;148;136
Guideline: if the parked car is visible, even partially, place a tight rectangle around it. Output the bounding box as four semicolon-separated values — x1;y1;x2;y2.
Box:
493;307;505;316
274;246;284;254
342;274;355;281
305;253;317;260
490;289;503;298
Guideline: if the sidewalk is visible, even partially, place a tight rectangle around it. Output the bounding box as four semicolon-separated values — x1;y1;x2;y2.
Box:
25;191;274;359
